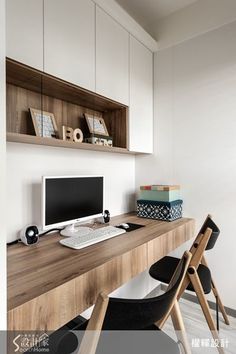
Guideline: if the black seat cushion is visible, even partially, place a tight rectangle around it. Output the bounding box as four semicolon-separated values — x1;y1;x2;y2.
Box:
149;256;212;294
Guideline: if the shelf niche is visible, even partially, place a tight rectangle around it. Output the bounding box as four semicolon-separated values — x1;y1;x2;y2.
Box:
6;58;129;154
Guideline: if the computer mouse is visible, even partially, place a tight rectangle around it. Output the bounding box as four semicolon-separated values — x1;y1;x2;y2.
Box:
120;223;129;229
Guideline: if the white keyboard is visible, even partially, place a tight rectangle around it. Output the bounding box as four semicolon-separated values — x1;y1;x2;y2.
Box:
59;225;126;250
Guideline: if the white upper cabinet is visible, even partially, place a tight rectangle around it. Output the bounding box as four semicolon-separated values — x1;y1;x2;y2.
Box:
44;0;95;91
129;36;153;153
96;6;129;105
6;0;44;70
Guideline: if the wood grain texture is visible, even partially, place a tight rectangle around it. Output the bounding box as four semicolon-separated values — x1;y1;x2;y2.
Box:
8;243;147;331
170;301;192;354
7;132;133;155
6;84;40;135
8;278;77;331
147;219;194;266
6;58;126;111
78;293;109;354
7;213;195;331
6;58;130;152
6;83;126;149
103;107;128;149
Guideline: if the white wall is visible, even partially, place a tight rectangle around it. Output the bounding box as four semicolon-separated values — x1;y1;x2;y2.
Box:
136;20;236;310
155;0;236;50
7;143;135;242
0;0;7;331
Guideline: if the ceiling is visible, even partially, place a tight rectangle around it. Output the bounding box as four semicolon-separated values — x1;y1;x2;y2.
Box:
115;0;198;38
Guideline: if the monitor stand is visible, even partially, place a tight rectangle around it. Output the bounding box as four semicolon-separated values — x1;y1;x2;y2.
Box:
60;223;93;237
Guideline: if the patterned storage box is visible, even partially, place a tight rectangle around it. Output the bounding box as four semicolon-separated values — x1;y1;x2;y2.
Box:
137;199;183;222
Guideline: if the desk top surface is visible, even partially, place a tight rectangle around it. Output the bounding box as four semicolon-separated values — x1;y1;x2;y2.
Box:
8;213;194;310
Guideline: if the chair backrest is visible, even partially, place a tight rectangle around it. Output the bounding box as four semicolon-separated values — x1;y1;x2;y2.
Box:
177;226;213;299
190;215;220;256
199;215;220;250
101;251;191;330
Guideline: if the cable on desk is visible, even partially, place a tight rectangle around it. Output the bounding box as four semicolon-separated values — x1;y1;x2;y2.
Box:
40;228;63;237
7;239;20;246
7;228;64;246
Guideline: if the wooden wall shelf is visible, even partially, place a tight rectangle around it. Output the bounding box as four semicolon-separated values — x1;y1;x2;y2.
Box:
7;132;136;155
6;58;138;155
6;59;126;112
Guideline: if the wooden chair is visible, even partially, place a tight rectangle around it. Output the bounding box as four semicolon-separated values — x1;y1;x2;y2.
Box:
149;218;229;354
198;215;229;327
50;251;192;354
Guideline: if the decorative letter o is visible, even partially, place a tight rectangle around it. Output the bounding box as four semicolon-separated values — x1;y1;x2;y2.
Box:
73;128;83;143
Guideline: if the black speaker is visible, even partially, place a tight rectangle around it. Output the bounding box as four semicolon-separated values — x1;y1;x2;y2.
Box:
103;210;110;223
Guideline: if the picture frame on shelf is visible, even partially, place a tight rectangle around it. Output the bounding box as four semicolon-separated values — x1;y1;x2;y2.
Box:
84;113;109;136
30;108;58;138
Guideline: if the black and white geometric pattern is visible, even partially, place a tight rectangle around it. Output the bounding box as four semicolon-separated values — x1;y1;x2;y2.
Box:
137;199;183;222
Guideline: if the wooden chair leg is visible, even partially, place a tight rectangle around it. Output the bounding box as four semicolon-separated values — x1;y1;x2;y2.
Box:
216;296;219;331
171;300;192;354
211;281;230;325
188;267;225;354
201;256;230;325
77;293;109;354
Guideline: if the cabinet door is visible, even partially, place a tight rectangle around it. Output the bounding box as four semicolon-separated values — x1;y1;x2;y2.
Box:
6;0;43;70
96;7;129;105
129;36;153;153
44;0;95;91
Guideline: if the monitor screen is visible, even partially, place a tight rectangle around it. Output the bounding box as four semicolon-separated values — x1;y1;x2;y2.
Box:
43;176;104;228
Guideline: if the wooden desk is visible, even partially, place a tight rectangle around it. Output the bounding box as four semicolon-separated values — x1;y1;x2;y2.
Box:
8;213;195;331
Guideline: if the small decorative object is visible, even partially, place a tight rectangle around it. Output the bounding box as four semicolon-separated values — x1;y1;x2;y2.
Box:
85;133;113;147
62;126;83;143
73;128;83;142
30;108;58;138
84;113;109;136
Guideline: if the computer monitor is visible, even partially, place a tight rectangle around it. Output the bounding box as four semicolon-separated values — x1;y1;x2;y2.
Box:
42;176;104;235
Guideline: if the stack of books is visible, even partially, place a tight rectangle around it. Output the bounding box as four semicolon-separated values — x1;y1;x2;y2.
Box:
137;185;182;222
